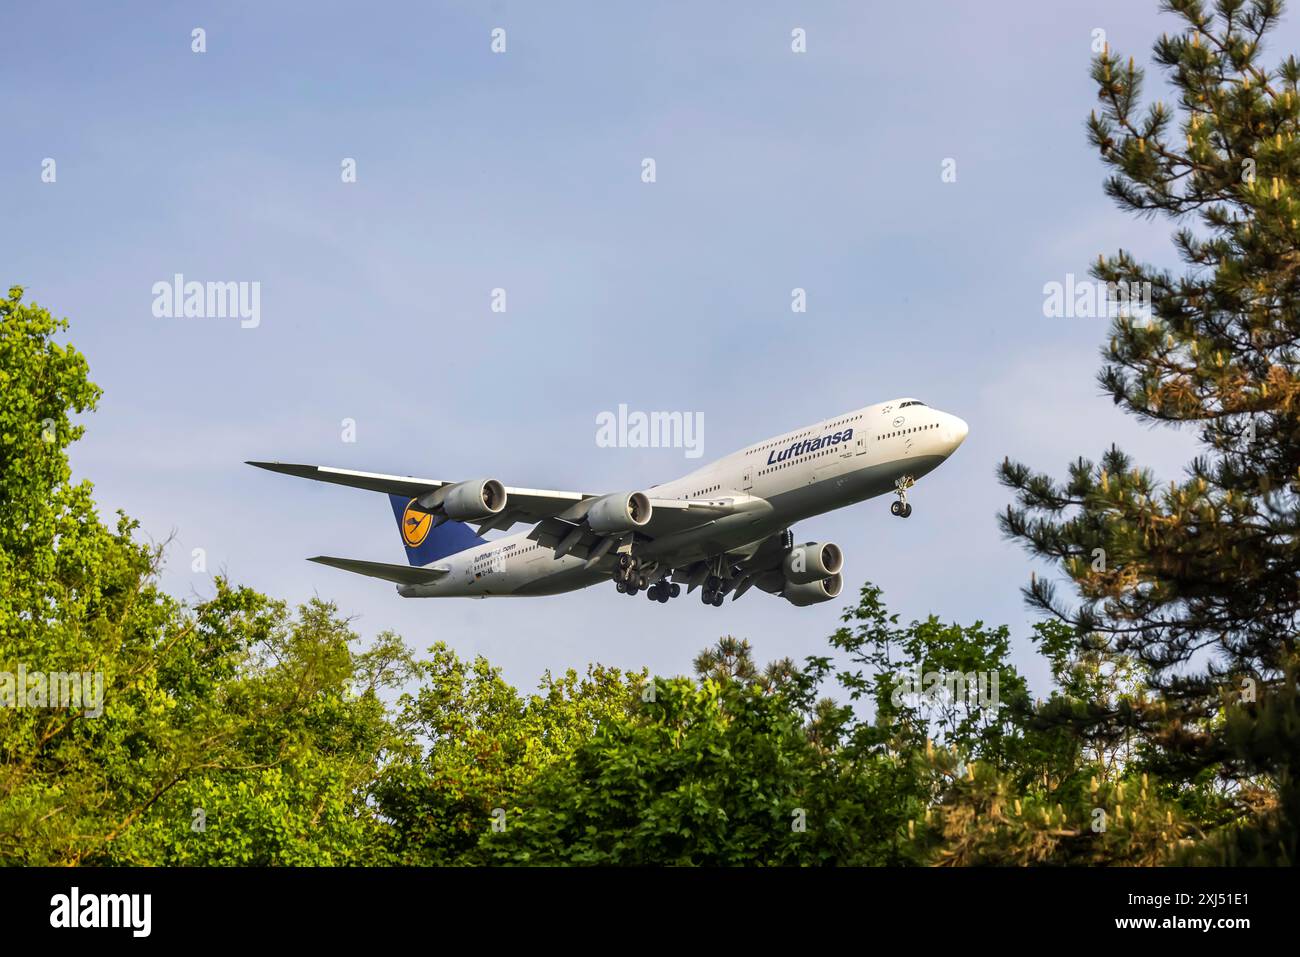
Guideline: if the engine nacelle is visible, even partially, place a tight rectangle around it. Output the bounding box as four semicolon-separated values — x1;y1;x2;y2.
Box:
586;491;653;534
440;478;507;521
782;573;843;607
782;541;844;585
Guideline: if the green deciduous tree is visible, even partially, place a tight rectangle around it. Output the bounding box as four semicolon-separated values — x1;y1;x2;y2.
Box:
372;646;646;864
830;583;1034;766
1;287;408;865
478;675;826;865
475;628;939;866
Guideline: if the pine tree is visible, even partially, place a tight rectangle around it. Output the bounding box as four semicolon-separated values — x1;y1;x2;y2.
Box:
999;0;1300;863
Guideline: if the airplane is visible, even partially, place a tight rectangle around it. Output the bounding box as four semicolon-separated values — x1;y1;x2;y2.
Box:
248;398;968;608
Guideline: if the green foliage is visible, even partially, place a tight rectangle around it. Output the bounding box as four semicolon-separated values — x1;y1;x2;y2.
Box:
372;646;645;864
101;596;412;866
479;677;818;865
913;749;1196;866
830;583;1034;765
478;658;925;866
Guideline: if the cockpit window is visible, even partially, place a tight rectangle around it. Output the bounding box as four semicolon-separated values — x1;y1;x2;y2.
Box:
899;400;927;408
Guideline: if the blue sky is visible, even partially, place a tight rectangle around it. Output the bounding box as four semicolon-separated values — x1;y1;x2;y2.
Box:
6;1;1298;697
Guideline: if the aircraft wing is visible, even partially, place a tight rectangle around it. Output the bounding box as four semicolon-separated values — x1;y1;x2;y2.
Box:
247;462;590;532
247;461;741;538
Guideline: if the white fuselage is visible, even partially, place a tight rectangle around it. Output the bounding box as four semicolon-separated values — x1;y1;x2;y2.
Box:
399;398;967;598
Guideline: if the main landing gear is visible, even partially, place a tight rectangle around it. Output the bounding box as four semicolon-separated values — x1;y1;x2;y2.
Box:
613;555;681;602
890;475;915;519
647;581;681;603
613;556;726;607
700;575;726;607
614;554;648;595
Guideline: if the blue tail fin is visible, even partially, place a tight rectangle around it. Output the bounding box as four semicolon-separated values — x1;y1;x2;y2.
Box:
389;495;486;566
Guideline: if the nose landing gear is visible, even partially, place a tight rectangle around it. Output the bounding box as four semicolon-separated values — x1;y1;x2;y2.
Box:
891;476;915;518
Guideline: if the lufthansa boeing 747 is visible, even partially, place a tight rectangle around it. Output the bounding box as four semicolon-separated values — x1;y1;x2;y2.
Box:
249;398;968;608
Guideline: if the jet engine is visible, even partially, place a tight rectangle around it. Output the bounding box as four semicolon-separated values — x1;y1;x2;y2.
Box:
782;573;843;607
586;491;653;534
781;541;844;585
440;478;508;521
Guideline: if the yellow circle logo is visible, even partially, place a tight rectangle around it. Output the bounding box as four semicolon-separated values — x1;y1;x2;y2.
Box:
401;500;433;548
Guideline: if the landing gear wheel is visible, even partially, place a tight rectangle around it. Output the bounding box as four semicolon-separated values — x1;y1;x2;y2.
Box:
627;584;639;596
616;580;627;593
891;475;915;518
701;588;715;605
711;592;724;607
669;583;681;598
657;588;670;603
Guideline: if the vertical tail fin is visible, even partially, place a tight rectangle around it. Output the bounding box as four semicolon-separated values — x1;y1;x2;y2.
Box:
388;495;486;566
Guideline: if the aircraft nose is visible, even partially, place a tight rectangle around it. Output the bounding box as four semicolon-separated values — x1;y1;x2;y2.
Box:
945;414;969;453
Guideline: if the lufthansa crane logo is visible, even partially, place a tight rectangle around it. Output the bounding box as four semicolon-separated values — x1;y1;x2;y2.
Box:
401;499;433;547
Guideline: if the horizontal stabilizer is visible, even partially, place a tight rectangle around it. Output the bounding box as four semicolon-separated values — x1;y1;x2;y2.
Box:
308;556;450;585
